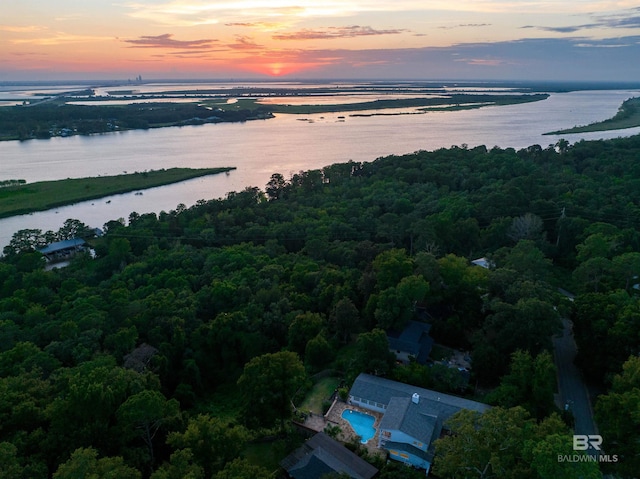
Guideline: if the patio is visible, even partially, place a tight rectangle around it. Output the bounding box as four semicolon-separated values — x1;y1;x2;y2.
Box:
324;399;385;456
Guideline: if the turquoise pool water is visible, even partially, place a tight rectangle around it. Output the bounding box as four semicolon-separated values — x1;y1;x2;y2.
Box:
341;409;376;443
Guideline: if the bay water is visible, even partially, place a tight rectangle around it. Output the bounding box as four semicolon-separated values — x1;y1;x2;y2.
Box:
1;88;639;249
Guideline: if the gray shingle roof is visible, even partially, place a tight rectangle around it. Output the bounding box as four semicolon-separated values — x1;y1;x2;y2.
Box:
379;396;440;445
387;320;434;363
350;373;490;420
38;238;86;255
384;440;434;462
281;432;378;479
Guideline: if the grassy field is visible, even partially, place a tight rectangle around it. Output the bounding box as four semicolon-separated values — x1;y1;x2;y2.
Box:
298;376;341;414
0;167;234;219
545;96;640;134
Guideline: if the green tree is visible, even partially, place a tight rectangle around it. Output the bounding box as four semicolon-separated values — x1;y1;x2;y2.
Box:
488;298;560;353
372;248;413;290
305;333;335;371
352;328;395;377
595;355;640;477
374;275;429;330
329;297;360;343
611;252;640;291
288;312;325;355
435;254;486;327
0;442;23;479
0;341;61;378
237;351;306;431
487;350;557;419
116;390;181;468
57;218;91;240
265;173;287;200
46;357;157;459
53;447;141;479
166;414;248;477
572;257;612;293
571;290;635;383
212;458;272;479
525;434;601;479
434;407;534;479
106;237;131;271
150;449;204;479
576;233;618;262
498;240;552;281
3;229;44;255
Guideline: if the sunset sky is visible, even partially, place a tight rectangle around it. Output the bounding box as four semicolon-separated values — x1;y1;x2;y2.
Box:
2;0;640;81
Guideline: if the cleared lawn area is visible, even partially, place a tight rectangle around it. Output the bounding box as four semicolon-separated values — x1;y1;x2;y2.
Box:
298;376;340;414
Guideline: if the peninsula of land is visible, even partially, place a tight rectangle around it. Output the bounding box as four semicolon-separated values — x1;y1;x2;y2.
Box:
545;96;640;135
0;167;234;218
0;83;549;141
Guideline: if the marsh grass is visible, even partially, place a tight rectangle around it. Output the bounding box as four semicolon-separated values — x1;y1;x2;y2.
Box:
0;167;234;218
546;96;640;134
263;93;548;115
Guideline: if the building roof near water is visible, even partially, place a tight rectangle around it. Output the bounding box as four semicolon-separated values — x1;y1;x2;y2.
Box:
38;238;86;255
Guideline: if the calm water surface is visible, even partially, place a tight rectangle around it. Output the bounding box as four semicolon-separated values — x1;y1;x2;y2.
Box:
1;89;639;249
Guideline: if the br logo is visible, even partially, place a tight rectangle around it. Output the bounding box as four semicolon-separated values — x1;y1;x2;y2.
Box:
573;435;603;451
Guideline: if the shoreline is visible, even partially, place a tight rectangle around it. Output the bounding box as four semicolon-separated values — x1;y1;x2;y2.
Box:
545;96;640;135
0;89;548;142
0;167;235;219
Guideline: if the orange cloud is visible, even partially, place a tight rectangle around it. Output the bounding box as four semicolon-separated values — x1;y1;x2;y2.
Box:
225;21;282;29
124;33;217;49
226;35;263;50
11;32;111;45
273;25;407;40
0;25;46;33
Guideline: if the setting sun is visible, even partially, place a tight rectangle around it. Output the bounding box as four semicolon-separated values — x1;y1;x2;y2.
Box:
270;63;284;76
1;1;639;82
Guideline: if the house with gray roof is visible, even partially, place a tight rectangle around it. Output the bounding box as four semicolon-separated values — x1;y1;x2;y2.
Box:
37;238;86;261
387;320;433;364
280;432;378;479
348;373;490;473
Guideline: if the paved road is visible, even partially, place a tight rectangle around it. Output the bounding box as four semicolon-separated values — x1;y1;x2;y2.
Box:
552;318;599;450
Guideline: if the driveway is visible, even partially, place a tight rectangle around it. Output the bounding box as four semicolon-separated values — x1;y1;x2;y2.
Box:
552;318;599;454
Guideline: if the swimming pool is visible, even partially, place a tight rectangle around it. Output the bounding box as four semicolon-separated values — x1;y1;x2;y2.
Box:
341;409;376;443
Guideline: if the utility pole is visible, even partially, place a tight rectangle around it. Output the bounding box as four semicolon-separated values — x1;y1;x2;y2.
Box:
556;207;566;247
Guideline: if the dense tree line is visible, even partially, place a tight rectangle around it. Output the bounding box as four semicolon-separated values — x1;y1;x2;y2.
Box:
2;134;640;476
0;102;273;140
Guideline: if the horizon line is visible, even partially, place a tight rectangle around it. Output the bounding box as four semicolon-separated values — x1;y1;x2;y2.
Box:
2;77;640;86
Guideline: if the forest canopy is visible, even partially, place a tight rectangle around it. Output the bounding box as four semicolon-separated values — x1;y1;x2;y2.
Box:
2;134;640;477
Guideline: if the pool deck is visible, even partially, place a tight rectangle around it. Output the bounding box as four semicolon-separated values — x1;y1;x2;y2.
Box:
323;400;385;456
